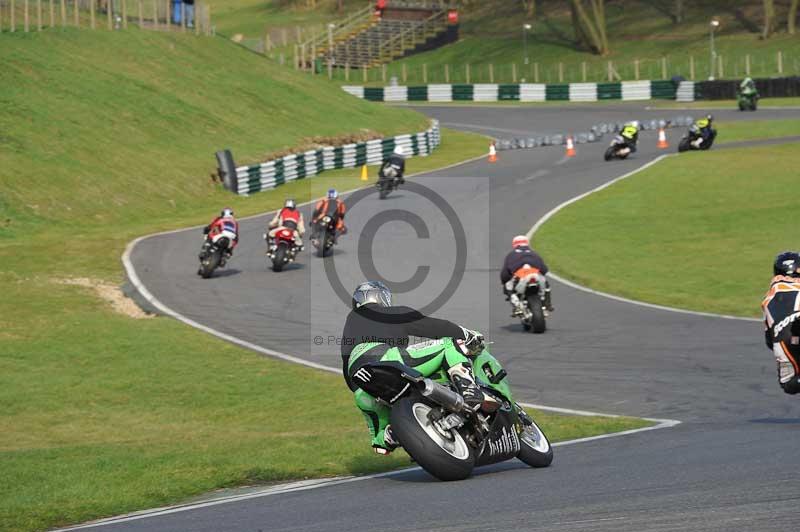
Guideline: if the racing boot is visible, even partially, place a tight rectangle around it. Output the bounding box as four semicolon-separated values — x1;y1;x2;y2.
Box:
509;293;524;317
544;290;554;312
374;425;400;455
448;363;500;413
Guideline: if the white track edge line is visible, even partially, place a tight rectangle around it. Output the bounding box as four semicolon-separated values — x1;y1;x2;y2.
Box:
56;410;678;531
526;154;760;323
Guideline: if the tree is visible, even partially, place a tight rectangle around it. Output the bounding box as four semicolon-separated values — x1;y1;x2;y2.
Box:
762;0;776;39
570;0;609;55
789;0;799;34
521;0;537;18
674;0;683;24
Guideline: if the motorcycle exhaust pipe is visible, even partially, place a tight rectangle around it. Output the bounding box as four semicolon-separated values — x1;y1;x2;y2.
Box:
420;379;465;413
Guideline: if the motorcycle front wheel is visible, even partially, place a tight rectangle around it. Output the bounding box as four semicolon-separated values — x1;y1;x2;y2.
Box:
390;396;475;481
517;416;553;468
378;180;392;200
604;146;616;161
317;228;327;258
678;137;692;152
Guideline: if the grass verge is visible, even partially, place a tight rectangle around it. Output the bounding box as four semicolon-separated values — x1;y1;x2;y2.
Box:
533;142;800;318
1;27;650;532
716;119;800;144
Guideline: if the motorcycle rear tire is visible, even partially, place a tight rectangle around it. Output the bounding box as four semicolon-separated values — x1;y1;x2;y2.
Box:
272;245;287;272
199;250;221;279
527;295;546;334
390;396;475;481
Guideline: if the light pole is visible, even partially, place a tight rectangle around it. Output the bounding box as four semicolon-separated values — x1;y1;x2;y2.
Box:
523;23;532;66
709;18;720;80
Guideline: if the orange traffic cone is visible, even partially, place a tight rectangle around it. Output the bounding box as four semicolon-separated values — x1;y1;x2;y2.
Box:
565;136;576;157
488;142;498;163
657;128;669;149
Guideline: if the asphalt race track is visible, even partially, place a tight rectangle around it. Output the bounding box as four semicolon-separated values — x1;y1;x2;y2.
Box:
106;104;800;531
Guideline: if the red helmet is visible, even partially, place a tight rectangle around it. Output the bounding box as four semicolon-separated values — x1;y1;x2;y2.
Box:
512;235;529;249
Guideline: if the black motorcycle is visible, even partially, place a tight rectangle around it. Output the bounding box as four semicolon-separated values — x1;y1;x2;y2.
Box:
197;236;230;279
377;161;403;200
678;127;717;152
311;215;337;258
355;338;552;481
604;135;633;161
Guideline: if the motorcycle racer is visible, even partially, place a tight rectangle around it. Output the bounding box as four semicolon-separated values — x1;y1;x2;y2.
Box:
762;251;800;395
203;208;239;264
380;146;407;185
311;188;347;241
617;120;640;156
500;235;552;316
267;199;305;250
341;281;495;454
689;114;715;148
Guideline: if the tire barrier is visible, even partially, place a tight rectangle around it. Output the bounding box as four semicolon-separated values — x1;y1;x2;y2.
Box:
491;115;694;152
220;121;441;196
342;80;692;102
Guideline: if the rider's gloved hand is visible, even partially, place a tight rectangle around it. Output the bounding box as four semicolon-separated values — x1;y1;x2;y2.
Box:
448;363;487;411
457;327;485;358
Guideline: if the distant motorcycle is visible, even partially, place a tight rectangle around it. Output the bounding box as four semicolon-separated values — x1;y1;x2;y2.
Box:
197;235;232;279
510;277;547;334
311;215;337;258
377;160;404;199
604;136;633;161
738;88;758;111
265;228;299;272
678;126;717;152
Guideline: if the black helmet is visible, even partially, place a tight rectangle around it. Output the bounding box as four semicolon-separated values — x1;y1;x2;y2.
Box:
774;251;800;276
352;281;392;309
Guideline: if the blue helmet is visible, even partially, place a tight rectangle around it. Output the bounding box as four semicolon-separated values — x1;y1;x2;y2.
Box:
328;188;338;200
774;251;800;277
352;281;392;309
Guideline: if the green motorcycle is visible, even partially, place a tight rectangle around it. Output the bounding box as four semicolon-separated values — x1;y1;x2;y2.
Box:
355;338;553;481
738;87;758;111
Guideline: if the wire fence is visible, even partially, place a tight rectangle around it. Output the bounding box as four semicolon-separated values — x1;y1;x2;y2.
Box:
277;49;800;85
0;0;213;34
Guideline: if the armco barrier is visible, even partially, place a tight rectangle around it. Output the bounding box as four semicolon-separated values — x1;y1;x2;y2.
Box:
225;121;441;196
341;80;693;102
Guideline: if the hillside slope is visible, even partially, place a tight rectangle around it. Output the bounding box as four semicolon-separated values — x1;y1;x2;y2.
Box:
0;27;426;234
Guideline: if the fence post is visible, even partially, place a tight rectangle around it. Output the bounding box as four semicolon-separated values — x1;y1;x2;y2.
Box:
489;63;494;83
512;63;517;83
11;0;16;31
206;4;211;36
381;63;386;82
718;55;723;79
122;0;128;29
363;64;367;83
37;0;42;30
661;57;667;79
73;0;78;26
293;45;297;69
745;54;750;76
558;62;564;83
465;63;470;83
24;0;30;32
345;62;350;81
534;62;539;83
689;55;695;80
137;0;142;27
778;51;783;75
402;62;407;83
300;43;306;71
581;61;586;82
279;52;284;65
444;64;449;83
59;0;65;27
423;63;427;83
